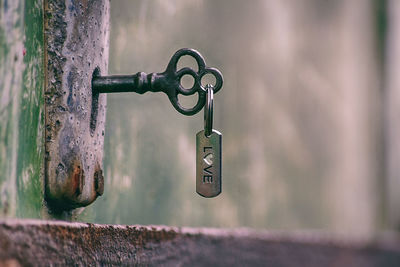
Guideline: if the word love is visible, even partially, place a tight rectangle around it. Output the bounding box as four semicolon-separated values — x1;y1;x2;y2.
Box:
196;130;222;198
202;147;214;183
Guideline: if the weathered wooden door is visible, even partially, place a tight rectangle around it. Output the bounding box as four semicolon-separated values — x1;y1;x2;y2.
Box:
1;0;400;266
0;0;109;218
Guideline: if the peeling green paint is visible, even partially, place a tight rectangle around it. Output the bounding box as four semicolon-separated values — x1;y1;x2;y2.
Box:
16;0;44;218
0;0;44;218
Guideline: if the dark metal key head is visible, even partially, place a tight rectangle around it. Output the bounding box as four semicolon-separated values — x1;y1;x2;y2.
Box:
160;48;223;115
92;48;223;116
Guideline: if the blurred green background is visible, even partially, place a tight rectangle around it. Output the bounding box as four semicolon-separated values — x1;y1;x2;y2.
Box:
82;0;393;238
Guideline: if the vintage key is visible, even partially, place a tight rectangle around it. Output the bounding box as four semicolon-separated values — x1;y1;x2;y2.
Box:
93;48;223;116
196;84;222;198
92;48;224;198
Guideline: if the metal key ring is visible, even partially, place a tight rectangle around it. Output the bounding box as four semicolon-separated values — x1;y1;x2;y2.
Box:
204;84;213;137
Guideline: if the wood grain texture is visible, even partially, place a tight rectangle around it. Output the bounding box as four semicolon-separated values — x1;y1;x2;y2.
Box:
0;219;399;266
0;0;44;218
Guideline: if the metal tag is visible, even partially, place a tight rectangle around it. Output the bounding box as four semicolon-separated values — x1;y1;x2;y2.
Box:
196;129;222;198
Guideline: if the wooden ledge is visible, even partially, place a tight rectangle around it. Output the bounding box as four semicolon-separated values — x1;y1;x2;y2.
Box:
0;219;399;266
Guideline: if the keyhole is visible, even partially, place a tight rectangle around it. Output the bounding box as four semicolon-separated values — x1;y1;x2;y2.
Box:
90;67;101;136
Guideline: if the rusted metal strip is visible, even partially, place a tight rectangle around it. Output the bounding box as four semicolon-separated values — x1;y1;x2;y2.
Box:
0;219;399;266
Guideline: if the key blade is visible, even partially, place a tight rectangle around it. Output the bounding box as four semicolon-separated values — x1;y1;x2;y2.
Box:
196;130;222;198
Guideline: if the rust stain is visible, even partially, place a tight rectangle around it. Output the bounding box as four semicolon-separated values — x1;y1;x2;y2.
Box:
71;164;84;197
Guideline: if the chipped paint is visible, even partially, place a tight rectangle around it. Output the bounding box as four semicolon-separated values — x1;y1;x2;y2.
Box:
1;0;109;218
0;0;44;218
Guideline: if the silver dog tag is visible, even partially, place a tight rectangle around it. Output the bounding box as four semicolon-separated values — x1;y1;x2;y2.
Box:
196;129;222;198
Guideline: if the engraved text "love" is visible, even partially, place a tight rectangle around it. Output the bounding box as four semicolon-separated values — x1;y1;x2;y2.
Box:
203;147;213;183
